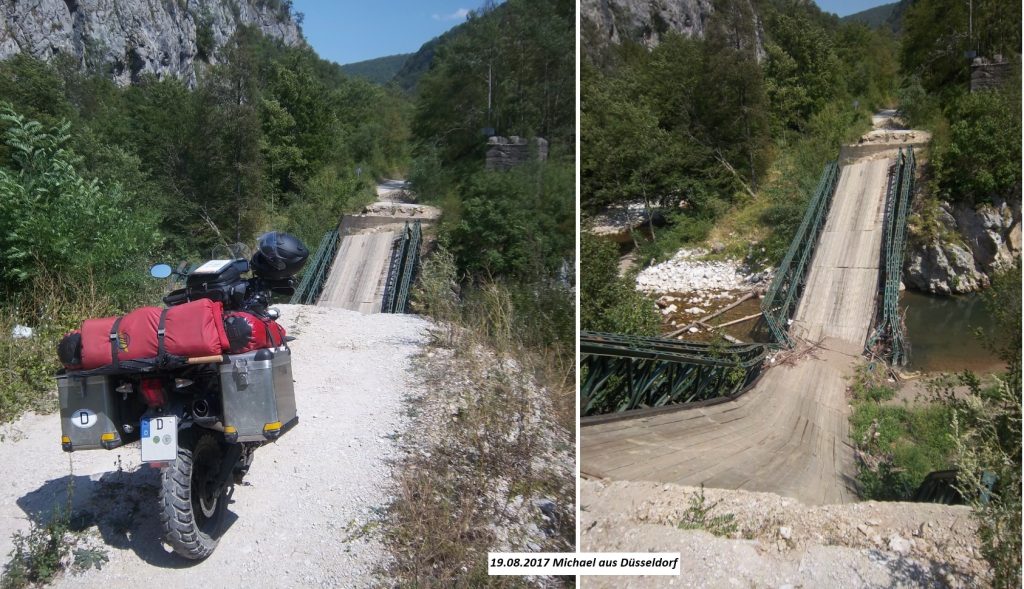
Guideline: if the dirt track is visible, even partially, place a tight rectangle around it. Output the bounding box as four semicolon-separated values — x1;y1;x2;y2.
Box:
0;305;428;587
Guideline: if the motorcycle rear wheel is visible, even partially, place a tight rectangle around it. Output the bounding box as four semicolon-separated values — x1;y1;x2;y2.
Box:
160;430;229;560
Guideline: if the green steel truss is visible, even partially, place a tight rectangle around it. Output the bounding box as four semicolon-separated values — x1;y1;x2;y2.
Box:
760;161;840;347
581;332;767;416
581;161;842;418
290;228;340;305
866;147;916;365
381;221;422;313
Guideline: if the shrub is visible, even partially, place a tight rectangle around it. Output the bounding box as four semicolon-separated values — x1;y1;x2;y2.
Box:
581;233;660;336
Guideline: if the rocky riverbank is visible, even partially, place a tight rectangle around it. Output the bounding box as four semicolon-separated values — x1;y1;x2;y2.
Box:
636;248;771;294
905;196;1021;294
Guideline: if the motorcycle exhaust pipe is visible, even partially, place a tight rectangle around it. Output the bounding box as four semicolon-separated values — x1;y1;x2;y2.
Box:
192;399;210;418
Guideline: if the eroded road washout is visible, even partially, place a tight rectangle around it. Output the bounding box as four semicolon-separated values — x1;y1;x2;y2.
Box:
581;113;989;586
0;305;428;587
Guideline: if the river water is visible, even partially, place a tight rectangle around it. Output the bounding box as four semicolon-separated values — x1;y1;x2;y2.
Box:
901;291;1002;374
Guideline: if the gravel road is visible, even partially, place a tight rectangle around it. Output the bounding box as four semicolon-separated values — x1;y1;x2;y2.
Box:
0;304;429;588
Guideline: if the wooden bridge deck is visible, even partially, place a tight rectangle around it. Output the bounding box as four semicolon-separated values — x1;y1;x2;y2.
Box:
317;231;396;314
581;158;891;505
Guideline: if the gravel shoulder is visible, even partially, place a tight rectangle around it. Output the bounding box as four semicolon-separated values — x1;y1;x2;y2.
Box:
0;304;429;588
581;479;990;588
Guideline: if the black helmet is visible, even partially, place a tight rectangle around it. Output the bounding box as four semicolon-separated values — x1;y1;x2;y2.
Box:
251;231;309;279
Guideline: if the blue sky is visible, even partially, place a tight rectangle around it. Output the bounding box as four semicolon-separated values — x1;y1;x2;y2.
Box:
814;0;892;17
291;0;487;65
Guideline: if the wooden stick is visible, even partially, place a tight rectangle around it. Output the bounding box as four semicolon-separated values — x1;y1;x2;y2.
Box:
187;355;225;365
667;292;756;338
711;312;763;330
721;333;745;344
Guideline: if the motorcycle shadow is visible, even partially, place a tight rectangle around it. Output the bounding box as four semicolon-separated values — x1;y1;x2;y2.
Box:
17;464;239;569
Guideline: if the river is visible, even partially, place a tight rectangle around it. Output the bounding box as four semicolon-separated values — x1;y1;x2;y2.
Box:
901;290;1003;374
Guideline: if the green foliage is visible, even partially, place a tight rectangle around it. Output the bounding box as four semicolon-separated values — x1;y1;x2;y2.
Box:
932;85;1021;205
581;0;891;280
939;264;1022;587
841;1;904;32
0;486;105;589
339;53;412;85
412;0;574;168
849;363;897;403
851;402;956;500
580;234;660;336
0;105;159;303
193;9;215;60
1;516;69;589
445;162;573;278
901;0;1020;95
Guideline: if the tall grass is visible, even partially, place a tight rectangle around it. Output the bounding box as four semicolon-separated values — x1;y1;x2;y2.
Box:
412;246;575;429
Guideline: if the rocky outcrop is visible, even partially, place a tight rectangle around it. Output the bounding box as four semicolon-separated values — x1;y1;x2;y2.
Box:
582;0;764;59
904;198;1021;294
0;0;303;87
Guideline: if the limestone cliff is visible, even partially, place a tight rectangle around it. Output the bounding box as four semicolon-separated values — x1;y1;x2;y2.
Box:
0;0;303;87
581;0;764;59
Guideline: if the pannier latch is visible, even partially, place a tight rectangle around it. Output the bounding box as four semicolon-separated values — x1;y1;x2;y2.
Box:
233;358;250;386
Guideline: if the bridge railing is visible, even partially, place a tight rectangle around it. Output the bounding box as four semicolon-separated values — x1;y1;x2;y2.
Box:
760;161;840;347
866;147;916;365
381;221;422;313
290;228;340;305
581;331;767;417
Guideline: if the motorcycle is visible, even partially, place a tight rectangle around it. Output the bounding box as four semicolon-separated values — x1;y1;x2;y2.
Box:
56;232;309;560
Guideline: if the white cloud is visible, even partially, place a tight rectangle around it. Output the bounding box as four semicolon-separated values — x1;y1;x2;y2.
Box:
432;8;469;21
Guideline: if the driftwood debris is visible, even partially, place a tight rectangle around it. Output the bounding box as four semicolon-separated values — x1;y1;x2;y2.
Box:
668;292;757;338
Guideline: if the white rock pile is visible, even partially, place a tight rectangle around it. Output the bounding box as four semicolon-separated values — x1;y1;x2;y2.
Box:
637;248;771;294
587;201;652;236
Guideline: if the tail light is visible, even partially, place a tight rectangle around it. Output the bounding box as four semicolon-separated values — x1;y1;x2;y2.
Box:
139;379;167;408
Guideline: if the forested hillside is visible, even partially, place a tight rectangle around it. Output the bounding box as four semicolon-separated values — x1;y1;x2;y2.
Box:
841;1;905;32
582;0;897;332
340;53;412;85
407;0;575;399
0;25;410;421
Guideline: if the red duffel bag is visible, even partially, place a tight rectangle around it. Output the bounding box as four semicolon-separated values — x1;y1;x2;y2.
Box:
78;299;230;370
223;311;287;354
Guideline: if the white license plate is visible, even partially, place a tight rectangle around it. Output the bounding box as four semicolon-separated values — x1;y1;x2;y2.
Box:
140;415;178;462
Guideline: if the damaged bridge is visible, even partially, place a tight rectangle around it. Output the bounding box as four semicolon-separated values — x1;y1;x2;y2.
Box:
582;137;919;505
290;181;440;313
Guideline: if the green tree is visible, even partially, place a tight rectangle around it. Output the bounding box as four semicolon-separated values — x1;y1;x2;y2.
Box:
0;105;159;302
580;234;660;335
933;85;1021;205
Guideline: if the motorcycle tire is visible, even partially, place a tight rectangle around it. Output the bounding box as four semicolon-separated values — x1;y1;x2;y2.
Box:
160;430;229;560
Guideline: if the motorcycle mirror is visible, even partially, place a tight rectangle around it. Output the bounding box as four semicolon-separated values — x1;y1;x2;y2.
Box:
150;264;173;279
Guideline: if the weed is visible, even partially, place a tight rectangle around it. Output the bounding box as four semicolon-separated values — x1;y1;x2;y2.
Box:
676;486;738;537
849;362;896;403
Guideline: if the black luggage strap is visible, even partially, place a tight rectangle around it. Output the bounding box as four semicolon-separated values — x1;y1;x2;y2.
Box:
156;308;170;360
262;320;279;347
108;316;123;370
